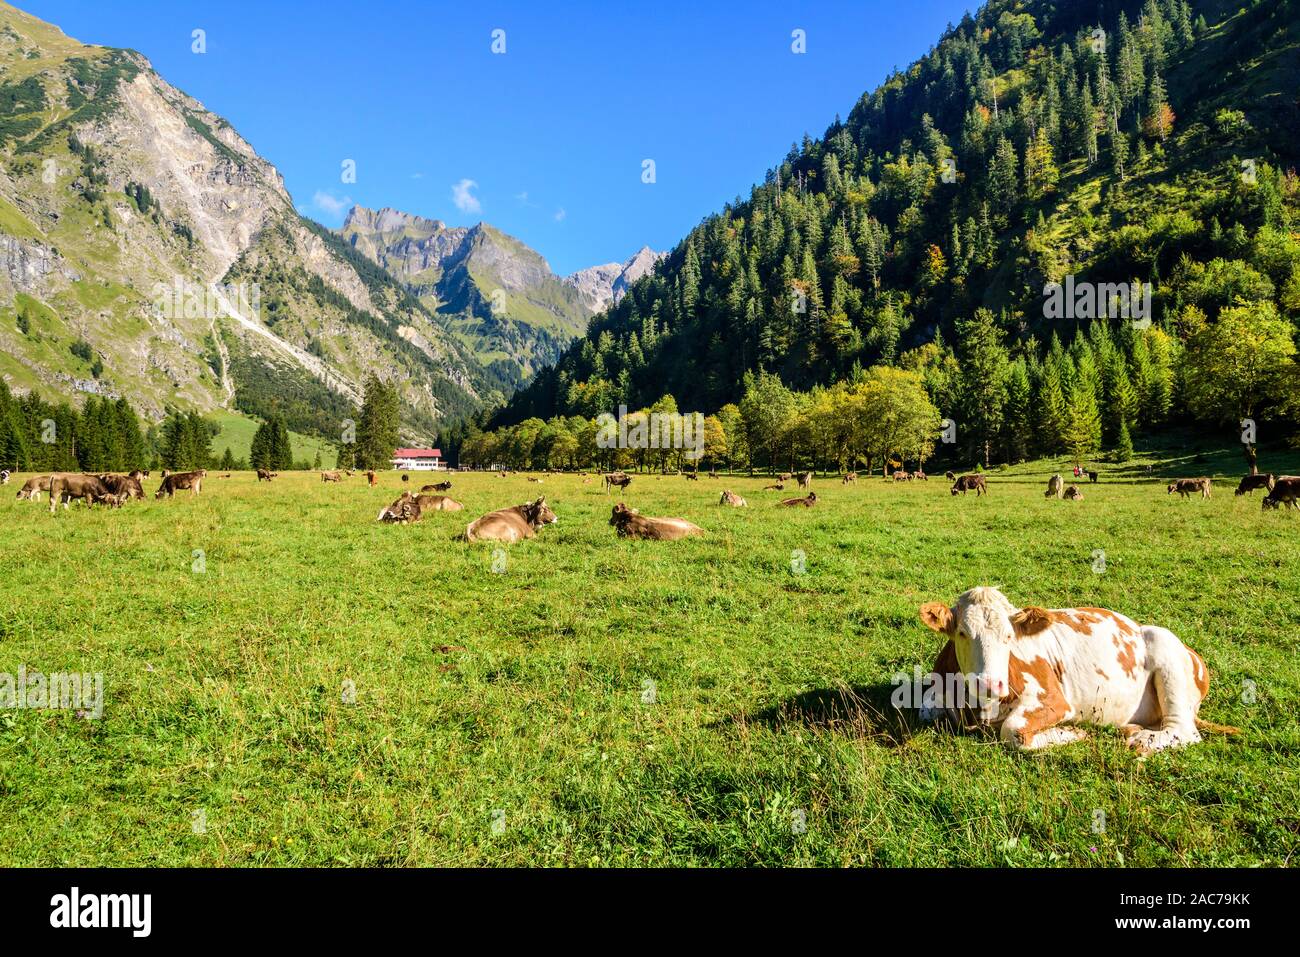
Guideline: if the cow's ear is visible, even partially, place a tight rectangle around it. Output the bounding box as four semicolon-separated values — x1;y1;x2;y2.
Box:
1010;606;1052;637
919;602;954;634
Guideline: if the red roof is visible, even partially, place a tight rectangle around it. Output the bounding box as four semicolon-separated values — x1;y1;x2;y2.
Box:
392;448;442;458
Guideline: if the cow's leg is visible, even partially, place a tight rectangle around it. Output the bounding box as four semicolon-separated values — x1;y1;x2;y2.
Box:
918;640;965;724
1125;627;1202;754
999;667;1080;750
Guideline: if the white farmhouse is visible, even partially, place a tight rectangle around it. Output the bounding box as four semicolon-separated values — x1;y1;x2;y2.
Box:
390;447;444;471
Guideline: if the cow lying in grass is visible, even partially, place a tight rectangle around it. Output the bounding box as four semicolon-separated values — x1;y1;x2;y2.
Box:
464;497;557;543
778;492;817;507
916;587;1237;753
1063;484;1084;500
609;503;703;540
1167;477;1211;498
719;489;747;507
421;481;452;493
156;469;206;499
376;492;466;523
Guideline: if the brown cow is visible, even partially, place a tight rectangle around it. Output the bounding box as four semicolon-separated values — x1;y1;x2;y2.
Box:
366;470;376;486
15;475;53;501
257;469;276;482
762;482;785;491
377;491;422;524
797;471;812;489
321;470;344;483
609;503;704;540
1063;485;1084;500
914;470;928;481
894;472;910;482
1235;473;1274;496
1167;477;1211;499
98;473;144;501
778;473;793;482
603;472;632;492
945;471;956;481
842;472;857;484
778;492;817;507
684;471;699;481
1262;476;1300;510
719;489;747;507
49;474;117;513
416;494;463;512
464;497;558;543
950;474;987;496
421;481;453;493
1045;474;1064;499
156;469;206;499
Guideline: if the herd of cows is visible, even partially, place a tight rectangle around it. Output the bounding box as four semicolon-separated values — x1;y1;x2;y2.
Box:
4;459;1292;754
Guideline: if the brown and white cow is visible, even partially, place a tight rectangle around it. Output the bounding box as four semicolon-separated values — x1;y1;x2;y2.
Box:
0;469;9;485
1045;474;1064;499
1167;477;1211;499
1262;476;1300;510
1235;473;1274;496
156;469;206;499
609;503;704;540
913;470;928;481
603;472;632;493
1063;484;1084;500
719;489;747;507
917;587;1236;753
464;497;558;543
15;474;53;501
950;474;987;496
842;472;857;484
778;491;817;507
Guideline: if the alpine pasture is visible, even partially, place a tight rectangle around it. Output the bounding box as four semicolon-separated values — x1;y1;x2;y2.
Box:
1;444;1297;866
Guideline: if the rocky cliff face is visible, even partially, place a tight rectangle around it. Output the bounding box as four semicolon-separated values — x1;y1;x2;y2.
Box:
566;245;666;313
0;1;490;437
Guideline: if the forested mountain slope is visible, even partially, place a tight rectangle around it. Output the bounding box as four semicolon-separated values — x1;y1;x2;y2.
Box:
493;0;1299;460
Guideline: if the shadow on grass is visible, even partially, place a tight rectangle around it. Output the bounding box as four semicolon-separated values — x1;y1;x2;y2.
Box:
725;682;927;747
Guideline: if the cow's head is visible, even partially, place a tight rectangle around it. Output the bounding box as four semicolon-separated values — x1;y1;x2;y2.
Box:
920;587;1020;721
523;496;557;528
377;492;416;522
609;503;636;527
1166;483;1176;494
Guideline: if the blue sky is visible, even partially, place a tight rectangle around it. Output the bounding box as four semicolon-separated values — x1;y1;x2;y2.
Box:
23;0;975;275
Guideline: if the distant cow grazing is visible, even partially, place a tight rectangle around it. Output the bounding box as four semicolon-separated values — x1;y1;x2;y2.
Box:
719;489;747;507
0;470;9;485
464;497;558;543
1262;476;1300;510
99;473;144;501
894;472;910;482
1063;485;1084;500
1235;473;1274;496
603;472;632;493
609;503;704;540
950;474;987;496
15;475;52;501
367;471;376;486
1087;470;1099;483
156;469;206;499
257;469;276;482
944;471;956;481
913;470;928;481
796;472;812;489
321;470;344;483
916;586;1236;753
778;491;817;508
1167;477;1211;499
684;471;699;481
842;472;857;484
1045;474;1064;499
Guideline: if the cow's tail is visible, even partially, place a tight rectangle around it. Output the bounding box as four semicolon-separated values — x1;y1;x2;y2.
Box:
1194;718;1241;736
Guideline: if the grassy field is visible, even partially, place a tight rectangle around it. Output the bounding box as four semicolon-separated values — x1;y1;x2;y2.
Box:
208;410;339;469
1;445;1297;867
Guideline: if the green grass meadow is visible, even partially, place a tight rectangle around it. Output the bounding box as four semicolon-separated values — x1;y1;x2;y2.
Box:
1;448;1297;866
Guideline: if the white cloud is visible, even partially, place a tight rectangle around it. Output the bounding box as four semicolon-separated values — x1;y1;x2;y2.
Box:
312;190;352;217
451;178;481;214
554;207;567;222
411;172;424;180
